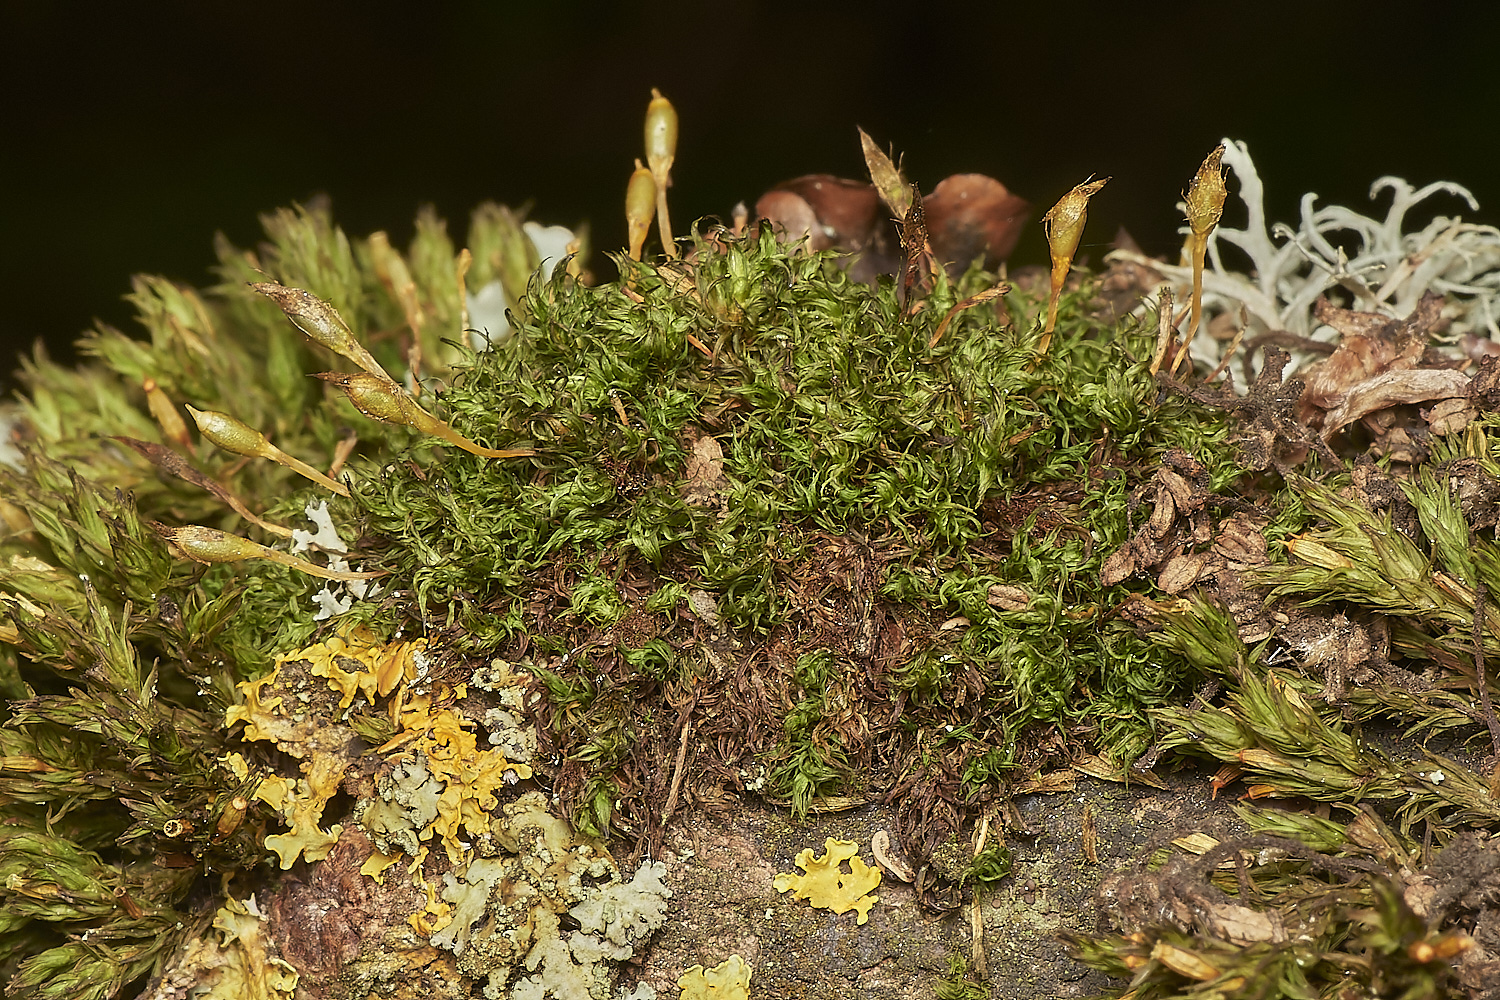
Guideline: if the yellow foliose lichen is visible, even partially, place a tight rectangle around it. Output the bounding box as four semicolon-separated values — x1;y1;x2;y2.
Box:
773;837;881;925
679;954;752;999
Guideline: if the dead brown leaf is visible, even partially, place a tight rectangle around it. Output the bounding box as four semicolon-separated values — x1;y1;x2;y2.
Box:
1299;293;1444;425
1321;368;1470;440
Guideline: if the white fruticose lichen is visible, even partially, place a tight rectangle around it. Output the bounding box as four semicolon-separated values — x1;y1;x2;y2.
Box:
291;499;349;554
1112;137;1500;377
293;500;381;619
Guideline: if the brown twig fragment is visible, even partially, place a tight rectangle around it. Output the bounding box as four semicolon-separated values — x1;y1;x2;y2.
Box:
661;720;692;827
1149;286;1176;376
115;437;293;537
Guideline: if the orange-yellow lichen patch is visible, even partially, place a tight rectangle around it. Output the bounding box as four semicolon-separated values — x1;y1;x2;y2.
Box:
678;955;752;999
773;837;881;925
224;628;428;867
296;627;425;707
261;753;346;869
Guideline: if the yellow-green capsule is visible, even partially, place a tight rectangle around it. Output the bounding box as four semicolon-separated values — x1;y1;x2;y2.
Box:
186;405;268;458
644;88;678;178
316;373;535;460
626;161;657;261
644;89;679;258
251;283;392;381
186;405;349;496
162;524;382;580
167;524;264;563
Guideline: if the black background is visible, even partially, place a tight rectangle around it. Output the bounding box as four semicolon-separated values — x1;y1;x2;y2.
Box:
3;1;1496;389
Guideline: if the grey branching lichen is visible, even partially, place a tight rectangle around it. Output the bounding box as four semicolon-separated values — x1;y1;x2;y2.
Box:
1115;136;1500;374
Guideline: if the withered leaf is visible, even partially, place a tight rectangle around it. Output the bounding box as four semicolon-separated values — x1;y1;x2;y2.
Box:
1299;294;1442;423
899;183;933;313
1321;368;1470;439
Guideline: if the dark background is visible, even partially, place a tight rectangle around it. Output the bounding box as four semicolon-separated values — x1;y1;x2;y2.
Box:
3;1;1496;389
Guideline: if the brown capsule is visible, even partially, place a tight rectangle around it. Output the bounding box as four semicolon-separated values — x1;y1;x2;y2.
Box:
1042;176;1110;273
213;796;249;841
1039;176;1110;351
1176;145;1229;374
161;523;382;580
251;283;392;380
162;817;194;838
1184;144;1228;238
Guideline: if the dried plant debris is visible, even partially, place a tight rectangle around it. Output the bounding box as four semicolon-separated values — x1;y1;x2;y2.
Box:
1070;808;1481;999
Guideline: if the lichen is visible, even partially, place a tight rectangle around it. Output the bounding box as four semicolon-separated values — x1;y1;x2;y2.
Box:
773;837;882;925
421;797;670;998
1114;136;1500;374
677;955;752;1000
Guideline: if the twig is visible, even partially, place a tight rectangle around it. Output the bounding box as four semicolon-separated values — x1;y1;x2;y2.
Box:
970;811;990;980
661;720;692;826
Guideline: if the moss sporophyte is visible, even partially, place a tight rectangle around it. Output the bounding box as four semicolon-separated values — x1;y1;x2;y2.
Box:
4;90;1500;999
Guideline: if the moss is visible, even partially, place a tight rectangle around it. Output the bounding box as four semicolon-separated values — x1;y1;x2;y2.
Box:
10;127;1489;997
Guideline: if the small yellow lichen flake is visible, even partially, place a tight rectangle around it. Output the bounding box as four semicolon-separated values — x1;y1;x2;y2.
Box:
678;955;752;1000
773;837;881;925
